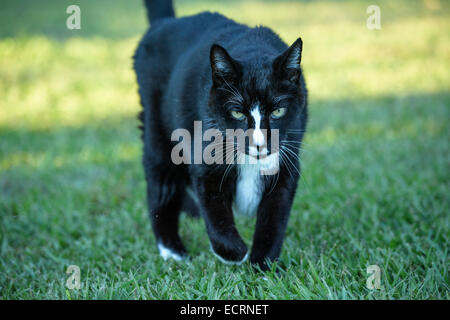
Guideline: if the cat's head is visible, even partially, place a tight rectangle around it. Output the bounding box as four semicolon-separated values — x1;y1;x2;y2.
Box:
207;38;307;169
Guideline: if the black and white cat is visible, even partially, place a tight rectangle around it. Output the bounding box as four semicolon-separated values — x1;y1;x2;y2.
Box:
134;0;308;270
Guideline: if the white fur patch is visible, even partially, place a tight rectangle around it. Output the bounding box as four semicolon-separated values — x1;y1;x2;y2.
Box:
210;244;249;265
158;243;183;261
258;152;280;174
233;157;263;217
233;152;280;217
250;108;265;147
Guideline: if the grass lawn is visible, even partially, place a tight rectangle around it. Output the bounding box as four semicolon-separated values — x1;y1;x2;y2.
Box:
0;0;449;299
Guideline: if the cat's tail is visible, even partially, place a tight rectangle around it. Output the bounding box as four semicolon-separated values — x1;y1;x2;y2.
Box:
144;0;175;24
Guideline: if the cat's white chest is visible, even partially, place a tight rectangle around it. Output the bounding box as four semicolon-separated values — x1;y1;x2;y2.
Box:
233;164;263;217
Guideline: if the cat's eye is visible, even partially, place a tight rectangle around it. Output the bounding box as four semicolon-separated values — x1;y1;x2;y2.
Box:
230;110;245;120
271;107;287;119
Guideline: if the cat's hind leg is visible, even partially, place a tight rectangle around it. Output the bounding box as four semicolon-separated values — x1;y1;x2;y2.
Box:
144;163;188;261
138;80;188;260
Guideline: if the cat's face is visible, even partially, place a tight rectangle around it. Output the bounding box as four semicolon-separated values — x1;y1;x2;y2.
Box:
207;38;307;165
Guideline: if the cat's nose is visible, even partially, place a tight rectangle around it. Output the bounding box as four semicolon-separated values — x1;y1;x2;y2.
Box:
249;126;268;158
252;128;265;147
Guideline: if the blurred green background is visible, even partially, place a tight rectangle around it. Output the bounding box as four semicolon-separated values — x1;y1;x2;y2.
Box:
0;0;448;299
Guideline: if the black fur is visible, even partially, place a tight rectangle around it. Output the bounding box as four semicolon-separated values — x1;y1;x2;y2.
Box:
144;0;175;24
134;0;307;270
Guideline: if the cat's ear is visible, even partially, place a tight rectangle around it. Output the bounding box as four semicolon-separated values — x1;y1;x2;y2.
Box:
210;44;240;86
273;37;303;83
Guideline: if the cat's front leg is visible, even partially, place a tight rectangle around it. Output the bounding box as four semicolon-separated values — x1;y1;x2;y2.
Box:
250;175;298;271
194;177;248;264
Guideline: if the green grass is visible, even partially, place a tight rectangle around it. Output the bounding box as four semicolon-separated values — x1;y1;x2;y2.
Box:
0;0;449;299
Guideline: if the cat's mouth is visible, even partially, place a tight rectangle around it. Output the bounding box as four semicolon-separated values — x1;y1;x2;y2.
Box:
237;151;280;175
248;146;269;159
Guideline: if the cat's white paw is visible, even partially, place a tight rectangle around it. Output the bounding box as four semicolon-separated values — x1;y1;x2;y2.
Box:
158;243;184;261
210;244;249;265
